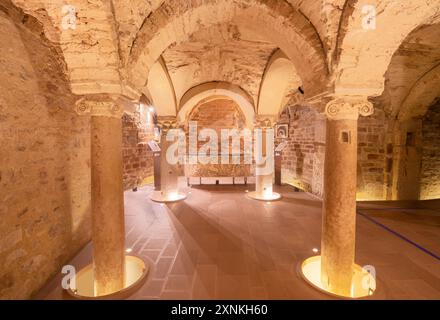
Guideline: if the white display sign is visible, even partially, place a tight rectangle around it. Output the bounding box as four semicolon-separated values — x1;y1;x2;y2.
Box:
147;140;161;152
275;141;288;152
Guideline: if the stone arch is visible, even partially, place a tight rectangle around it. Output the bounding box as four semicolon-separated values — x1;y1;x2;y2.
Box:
334;0;440;97
127;0;329;99
257;50;302;116
10;0;125;96
147;57;178;117
398;64;440;121
178;82;255;128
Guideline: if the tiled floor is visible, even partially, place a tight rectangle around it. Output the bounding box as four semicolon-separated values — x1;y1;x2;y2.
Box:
36;183;440;300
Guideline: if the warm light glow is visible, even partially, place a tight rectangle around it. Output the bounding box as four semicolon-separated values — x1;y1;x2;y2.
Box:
67;256;148;299
150;190;187;203
247;190;281;201
168;191;179;201
125;248;133;253
301;256;376;299
312;248;319;253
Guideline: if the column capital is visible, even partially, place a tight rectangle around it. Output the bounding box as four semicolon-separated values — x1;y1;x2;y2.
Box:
325;97;374;120
254;115;275;129
157;116;179;133
75;94;129;118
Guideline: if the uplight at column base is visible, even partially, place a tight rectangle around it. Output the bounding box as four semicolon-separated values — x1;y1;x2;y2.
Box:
246;191;281;201
149;190;187;203
300;255;376;299
66;256;149;300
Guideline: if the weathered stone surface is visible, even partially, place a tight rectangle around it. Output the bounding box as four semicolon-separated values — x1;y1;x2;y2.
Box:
421;99;440;200
122;113;155;190
162;24;276;106
184;98;252;177
0;9;91;299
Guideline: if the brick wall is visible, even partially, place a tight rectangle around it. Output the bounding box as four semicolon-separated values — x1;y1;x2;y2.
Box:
185;98;252;177
421;99;440;200
0;11;91;298
357;109;388;200
280;106;326;197
122;113;155;190
280;105;389;200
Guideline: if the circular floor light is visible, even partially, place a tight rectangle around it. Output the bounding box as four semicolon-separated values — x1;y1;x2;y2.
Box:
300;255;376;299
66;256;149;300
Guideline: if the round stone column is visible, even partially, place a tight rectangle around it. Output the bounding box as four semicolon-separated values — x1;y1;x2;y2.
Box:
301;98;376;298
91;115;125;295
247;120;281;201
71;95;148;299
321;113;358;296
150;118;187;203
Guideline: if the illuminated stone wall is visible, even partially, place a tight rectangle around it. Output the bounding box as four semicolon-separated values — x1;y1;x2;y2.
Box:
281;106;389;200
280;105;326;197
184;98;252;178
122;114;155;190
421;100;440;200
356;109;389;200
0;11;91;299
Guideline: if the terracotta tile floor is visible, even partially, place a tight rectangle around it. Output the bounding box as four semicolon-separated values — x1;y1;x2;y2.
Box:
36;183;440;300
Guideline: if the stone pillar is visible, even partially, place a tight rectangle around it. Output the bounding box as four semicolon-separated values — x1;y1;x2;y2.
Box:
256;128;273;197
320;98;374;296
248;117;280;201
76;95;126;296
150;117;186;202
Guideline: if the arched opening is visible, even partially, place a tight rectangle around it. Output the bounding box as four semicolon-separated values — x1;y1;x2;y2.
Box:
183;96;253;185
127;0;329;99
374;22;440;200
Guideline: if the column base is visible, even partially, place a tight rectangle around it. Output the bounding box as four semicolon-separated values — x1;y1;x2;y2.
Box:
246;191;281;201
300;255;376;299
66;256;149;299
149;190;187;203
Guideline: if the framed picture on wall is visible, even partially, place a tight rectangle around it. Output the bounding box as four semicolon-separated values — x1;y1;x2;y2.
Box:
275;124;289;139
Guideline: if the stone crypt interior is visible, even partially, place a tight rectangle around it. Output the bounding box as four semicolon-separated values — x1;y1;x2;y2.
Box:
1;0;440;300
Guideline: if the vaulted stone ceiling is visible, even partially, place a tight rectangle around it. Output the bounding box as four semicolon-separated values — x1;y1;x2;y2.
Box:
111;0;344;67
9;0;440;118
161;24;276;105
375;23;440;119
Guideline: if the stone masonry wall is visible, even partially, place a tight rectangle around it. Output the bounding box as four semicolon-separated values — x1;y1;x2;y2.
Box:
0;11;91;298
122;113;155;190
185;99;252;177
281;105;389;200
421;100;440;200
281;105;326;197
357;109;388;200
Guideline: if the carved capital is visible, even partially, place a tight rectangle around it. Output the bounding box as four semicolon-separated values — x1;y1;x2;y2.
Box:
157;116;179;133
75;95;125;118
254;115;275;129
325;98;374;120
